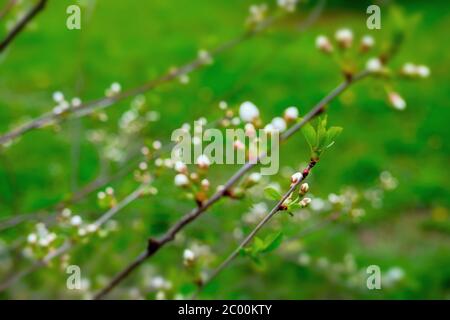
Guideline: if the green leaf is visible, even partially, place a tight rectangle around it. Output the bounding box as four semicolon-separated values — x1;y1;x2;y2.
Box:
264;186;281;200
253;237;265;252
301;123;316;150
316;117;328;150
261;232;283;253
325;126;343;149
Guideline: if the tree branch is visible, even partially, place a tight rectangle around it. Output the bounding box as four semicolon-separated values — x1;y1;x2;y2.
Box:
93;70;370;300
195;159;318;296
0;16;279;146
0;0;47;53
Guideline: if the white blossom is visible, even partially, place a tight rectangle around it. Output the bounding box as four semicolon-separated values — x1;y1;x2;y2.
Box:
361;35;375;49
70;215;83;227
52;91;65;103
271;117;287;132
174;174;189;187
284;106;299;120
366;57;383;73
335;28;353;48
239;101;260;122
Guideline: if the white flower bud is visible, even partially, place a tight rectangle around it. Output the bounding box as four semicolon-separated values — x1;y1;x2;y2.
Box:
234;140;245;150
284;106;299;121
27;233;37;244
71;97;82;107
139;162;148;171
106;187;114;196
416;65;430;78
174;174;189;187
249;172;262;184
87;224;98;233
361;35;374;49
110;82;121;94
315;35;333;53
70;215;82;227
174;161;187;173
402;62;416;76
97;191;106;200
291;172;303;184
239;101;260;122
61;208;72;218
219;101;228;110
183;249;195;263
300;197;312;207
196;154;211;169
300;183;309;195
366;57;383;73
335;28;353;48
152;140;162;150
52;91;65;103
271;117;287;132
201;179;210;190
388;92;406;110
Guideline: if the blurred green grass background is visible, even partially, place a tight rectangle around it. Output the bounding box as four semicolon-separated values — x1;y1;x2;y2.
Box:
0;0;449;299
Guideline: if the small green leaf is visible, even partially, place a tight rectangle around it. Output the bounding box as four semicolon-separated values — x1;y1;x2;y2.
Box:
325;126;343;149
261;232;283;253
301;123;316;150
264;186;281;200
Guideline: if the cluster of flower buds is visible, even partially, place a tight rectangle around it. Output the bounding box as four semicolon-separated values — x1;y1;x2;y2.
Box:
52;91;82;115
401;62;430;78
60;208;99;237
97;187;117;208
27;223;57;248
263;106;299;134
172;155;213;205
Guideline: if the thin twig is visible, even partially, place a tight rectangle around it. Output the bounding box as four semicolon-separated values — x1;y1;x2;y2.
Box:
0;0;47;52
0;16;280;146
195;159;318;297
93;70;370;300
0;184;146;292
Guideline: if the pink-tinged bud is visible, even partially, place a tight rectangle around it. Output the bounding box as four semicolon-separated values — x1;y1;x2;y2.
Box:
300;183;309;195
300;197;312;208
388;92;406;111
315;35;333;53
245;123;256;137
360;35;374;51
201;179;210;190
234;140;245;150
174;161;188;174
291;172;303;185
284;106;299;121
196;155;211;169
